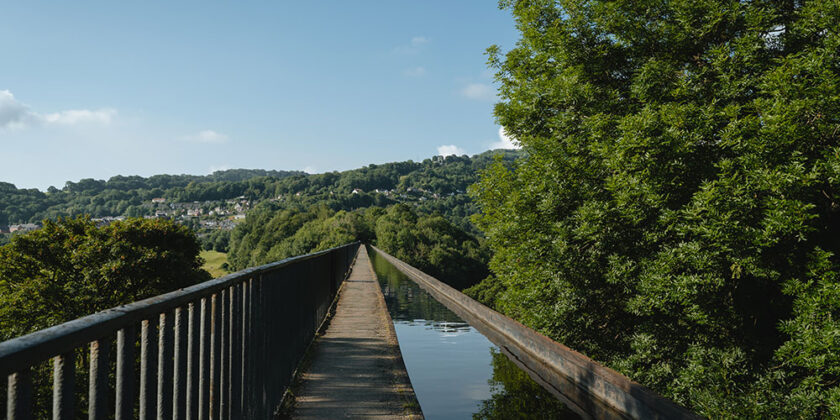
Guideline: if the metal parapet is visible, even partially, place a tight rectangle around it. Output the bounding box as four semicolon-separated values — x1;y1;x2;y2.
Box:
0;242;361;420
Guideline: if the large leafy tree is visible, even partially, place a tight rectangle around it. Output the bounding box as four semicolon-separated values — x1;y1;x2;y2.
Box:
473;0;840;416
0;217;210;341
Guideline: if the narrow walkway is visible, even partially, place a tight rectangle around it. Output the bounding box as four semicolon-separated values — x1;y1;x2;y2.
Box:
291;247;423;419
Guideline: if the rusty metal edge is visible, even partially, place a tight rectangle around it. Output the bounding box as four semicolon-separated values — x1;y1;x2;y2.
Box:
0;242;361;375
370;245;702;420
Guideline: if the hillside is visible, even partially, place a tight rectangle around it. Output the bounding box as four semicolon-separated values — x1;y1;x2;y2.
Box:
0;150;521;236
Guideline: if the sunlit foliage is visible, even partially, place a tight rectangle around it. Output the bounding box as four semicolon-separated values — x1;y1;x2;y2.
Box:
472;0;840;416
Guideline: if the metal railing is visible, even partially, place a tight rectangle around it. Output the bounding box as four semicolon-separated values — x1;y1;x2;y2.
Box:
0;242;360;420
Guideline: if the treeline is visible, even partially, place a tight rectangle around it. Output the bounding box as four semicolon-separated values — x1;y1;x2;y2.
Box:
228;203;489;290
0;169;303;225
0;151;520;235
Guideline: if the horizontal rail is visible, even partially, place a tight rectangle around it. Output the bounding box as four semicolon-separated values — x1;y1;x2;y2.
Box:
0;242;360;419
371;245;700;420
0;243;356;373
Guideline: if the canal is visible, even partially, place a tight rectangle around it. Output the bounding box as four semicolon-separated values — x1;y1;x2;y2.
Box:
369;248;580;420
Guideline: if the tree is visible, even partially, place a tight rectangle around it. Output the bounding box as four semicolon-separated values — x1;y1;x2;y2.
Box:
375;205;489;289
0;217;210;341
227;204;490;290
0;217;210;416
473;0;840;417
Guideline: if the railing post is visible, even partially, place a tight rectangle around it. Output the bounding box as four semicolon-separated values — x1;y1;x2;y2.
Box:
173;306;188;420
116;326;136;420
230;283;242;419
219;288;228;419
7;369;32;420
210;292;222;420
88;338;110;420
158;311;174;419
53;351;75;420
254;275;266;419
187;301;201;420
199;297;212;420
241;278;251;418
139;319;157;420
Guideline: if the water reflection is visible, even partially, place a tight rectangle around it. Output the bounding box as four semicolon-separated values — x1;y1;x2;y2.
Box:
369;248;578;420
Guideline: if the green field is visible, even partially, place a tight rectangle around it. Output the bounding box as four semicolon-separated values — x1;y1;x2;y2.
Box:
200;250;229;278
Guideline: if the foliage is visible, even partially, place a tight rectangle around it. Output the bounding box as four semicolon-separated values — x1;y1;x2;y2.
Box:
228;204;489;290
0;169;303;224
0;217;209;341
201;229;231;252
473;349;579;420
375;204;490;289
474;0;840;417
0;152;520;236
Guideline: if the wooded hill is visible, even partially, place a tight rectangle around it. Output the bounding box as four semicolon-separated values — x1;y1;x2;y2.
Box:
0;150;521;235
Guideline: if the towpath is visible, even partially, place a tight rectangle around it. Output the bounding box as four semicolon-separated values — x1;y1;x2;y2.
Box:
291;246;423;419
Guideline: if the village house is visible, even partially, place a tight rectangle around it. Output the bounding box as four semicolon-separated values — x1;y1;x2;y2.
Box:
9;223;40;233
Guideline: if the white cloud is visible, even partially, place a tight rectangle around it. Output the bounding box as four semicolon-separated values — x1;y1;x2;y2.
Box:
0;90;116;129
42;109;116;125
184;130;229;144
460;83;496;101
403;66;427;77
394;36;430;54
437;144;466;157
490;126;520;150
0;90;32;129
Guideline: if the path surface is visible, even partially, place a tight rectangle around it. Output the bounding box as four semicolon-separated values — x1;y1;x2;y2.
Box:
291;247;423;419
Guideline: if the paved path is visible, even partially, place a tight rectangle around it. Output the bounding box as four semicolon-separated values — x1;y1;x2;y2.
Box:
291;247;423;419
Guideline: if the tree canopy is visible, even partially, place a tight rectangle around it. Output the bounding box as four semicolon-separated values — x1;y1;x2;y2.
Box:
0;217;209;341
228;204;490;290
472;0;840;417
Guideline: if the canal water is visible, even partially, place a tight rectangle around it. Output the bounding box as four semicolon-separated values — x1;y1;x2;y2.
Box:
369;248;580;420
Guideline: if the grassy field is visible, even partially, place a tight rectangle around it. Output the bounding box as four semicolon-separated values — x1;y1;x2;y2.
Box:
200;250;229;278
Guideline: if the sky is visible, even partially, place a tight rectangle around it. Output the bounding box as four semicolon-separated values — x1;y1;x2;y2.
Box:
0;1;520;191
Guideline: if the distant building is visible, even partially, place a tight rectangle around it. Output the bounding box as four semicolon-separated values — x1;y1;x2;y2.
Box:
151;197;166;204
0;225;9;234
9;223;39;233
91;216;125;226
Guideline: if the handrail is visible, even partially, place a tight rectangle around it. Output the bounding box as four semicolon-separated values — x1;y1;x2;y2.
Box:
1;242;361;420
0;243;354;372
371;245;701;420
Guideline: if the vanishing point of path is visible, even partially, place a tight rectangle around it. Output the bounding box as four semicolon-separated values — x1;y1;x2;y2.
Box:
291;247;423;419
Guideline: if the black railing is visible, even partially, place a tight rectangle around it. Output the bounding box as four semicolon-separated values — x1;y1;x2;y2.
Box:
0;242;360;420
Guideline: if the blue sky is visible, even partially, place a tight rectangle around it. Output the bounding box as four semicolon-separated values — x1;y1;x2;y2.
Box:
0;1;519;190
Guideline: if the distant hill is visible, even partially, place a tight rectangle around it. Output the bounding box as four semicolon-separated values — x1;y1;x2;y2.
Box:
0;150;522;233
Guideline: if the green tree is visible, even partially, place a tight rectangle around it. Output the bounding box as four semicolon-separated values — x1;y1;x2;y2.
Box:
0;217;210;341
473;0;840;417
375;204;490;289
0;217;210;417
